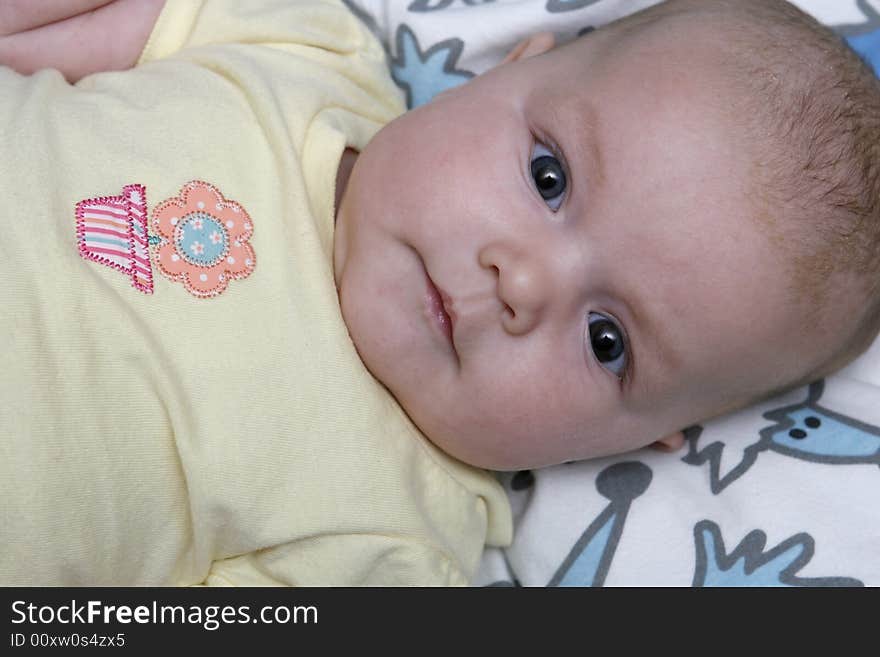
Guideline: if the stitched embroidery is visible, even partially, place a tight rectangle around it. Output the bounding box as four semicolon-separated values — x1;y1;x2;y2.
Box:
152;181;256;298
75;181;255;299
75;184;153;294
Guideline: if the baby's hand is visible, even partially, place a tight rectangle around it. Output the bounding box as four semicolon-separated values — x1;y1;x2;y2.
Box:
0;0;164;82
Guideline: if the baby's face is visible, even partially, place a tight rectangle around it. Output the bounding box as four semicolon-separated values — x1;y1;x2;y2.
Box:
334;23;811;470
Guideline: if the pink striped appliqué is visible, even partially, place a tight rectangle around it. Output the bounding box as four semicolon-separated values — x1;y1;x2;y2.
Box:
75;184;153;294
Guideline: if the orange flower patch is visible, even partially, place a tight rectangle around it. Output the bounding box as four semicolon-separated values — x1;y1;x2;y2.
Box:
152;181;255;298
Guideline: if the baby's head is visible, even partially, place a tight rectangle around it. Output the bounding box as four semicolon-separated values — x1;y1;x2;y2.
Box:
334;0;880;470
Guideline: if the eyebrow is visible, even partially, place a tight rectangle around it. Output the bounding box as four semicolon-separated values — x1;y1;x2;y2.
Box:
618;285;685;397
562;94;606;191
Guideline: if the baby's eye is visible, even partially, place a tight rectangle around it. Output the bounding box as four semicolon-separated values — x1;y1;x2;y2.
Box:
530;142;567;211
588;312;627;378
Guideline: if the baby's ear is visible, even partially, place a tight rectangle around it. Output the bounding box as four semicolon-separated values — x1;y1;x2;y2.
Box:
650;430;686;453
501;32;556;65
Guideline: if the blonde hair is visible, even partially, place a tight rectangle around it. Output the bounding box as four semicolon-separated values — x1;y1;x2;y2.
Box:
730;0;880;375
611;0;880;381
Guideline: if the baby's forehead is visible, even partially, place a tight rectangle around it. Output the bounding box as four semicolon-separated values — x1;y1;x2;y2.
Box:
577;3;758;82
548;11;746;110
542;37;747;165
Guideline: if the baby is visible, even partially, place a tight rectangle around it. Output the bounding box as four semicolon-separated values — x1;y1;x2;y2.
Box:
1;0;878;585
338;0;880;470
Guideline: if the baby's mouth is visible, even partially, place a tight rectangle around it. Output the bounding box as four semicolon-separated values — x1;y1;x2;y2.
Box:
423;267;457;353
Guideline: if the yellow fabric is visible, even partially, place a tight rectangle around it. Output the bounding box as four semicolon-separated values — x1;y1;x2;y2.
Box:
0;0;511;586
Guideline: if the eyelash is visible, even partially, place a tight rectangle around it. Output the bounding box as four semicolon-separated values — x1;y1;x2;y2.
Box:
588;311;633;387
530;131;569;211
534;130;566;169
615;321;634;389
616;321;635;390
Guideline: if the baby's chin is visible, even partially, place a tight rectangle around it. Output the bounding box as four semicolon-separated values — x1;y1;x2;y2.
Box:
387;395;505;469
406;416;580;472
423;417;676;471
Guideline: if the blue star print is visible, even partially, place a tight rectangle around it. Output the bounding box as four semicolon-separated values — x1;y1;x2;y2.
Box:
390;25;474;108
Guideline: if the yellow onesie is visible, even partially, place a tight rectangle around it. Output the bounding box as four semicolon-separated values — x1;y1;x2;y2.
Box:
0;0;511;585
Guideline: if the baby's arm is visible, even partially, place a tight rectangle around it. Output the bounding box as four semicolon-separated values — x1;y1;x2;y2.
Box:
0;0;164;82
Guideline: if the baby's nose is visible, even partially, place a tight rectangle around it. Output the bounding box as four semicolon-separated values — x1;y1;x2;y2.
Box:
478;243;550;336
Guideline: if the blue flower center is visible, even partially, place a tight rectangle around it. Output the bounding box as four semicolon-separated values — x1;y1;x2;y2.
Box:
175;212;229;267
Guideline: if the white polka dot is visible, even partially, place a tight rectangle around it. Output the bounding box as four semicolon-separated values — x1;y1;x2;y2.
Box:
170;217;178;226
215;203;223;211
171;254;180;262
197;201;205;209
232;206;240;213
200;274;208;282
226;221;234;229
234;241;241;247
219;274;225;282
227;256;235;264
245;259;252;266
244;223;251;230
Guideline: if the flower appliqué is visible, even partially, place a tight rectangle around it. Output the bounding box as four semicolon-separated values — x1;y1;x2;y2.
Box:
152;181;255;298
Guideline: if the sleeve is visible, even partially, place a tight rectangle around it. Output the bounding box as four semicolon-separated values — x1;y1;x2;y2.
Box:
200;535;471;586
338;0;392;48
138;0;384;65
